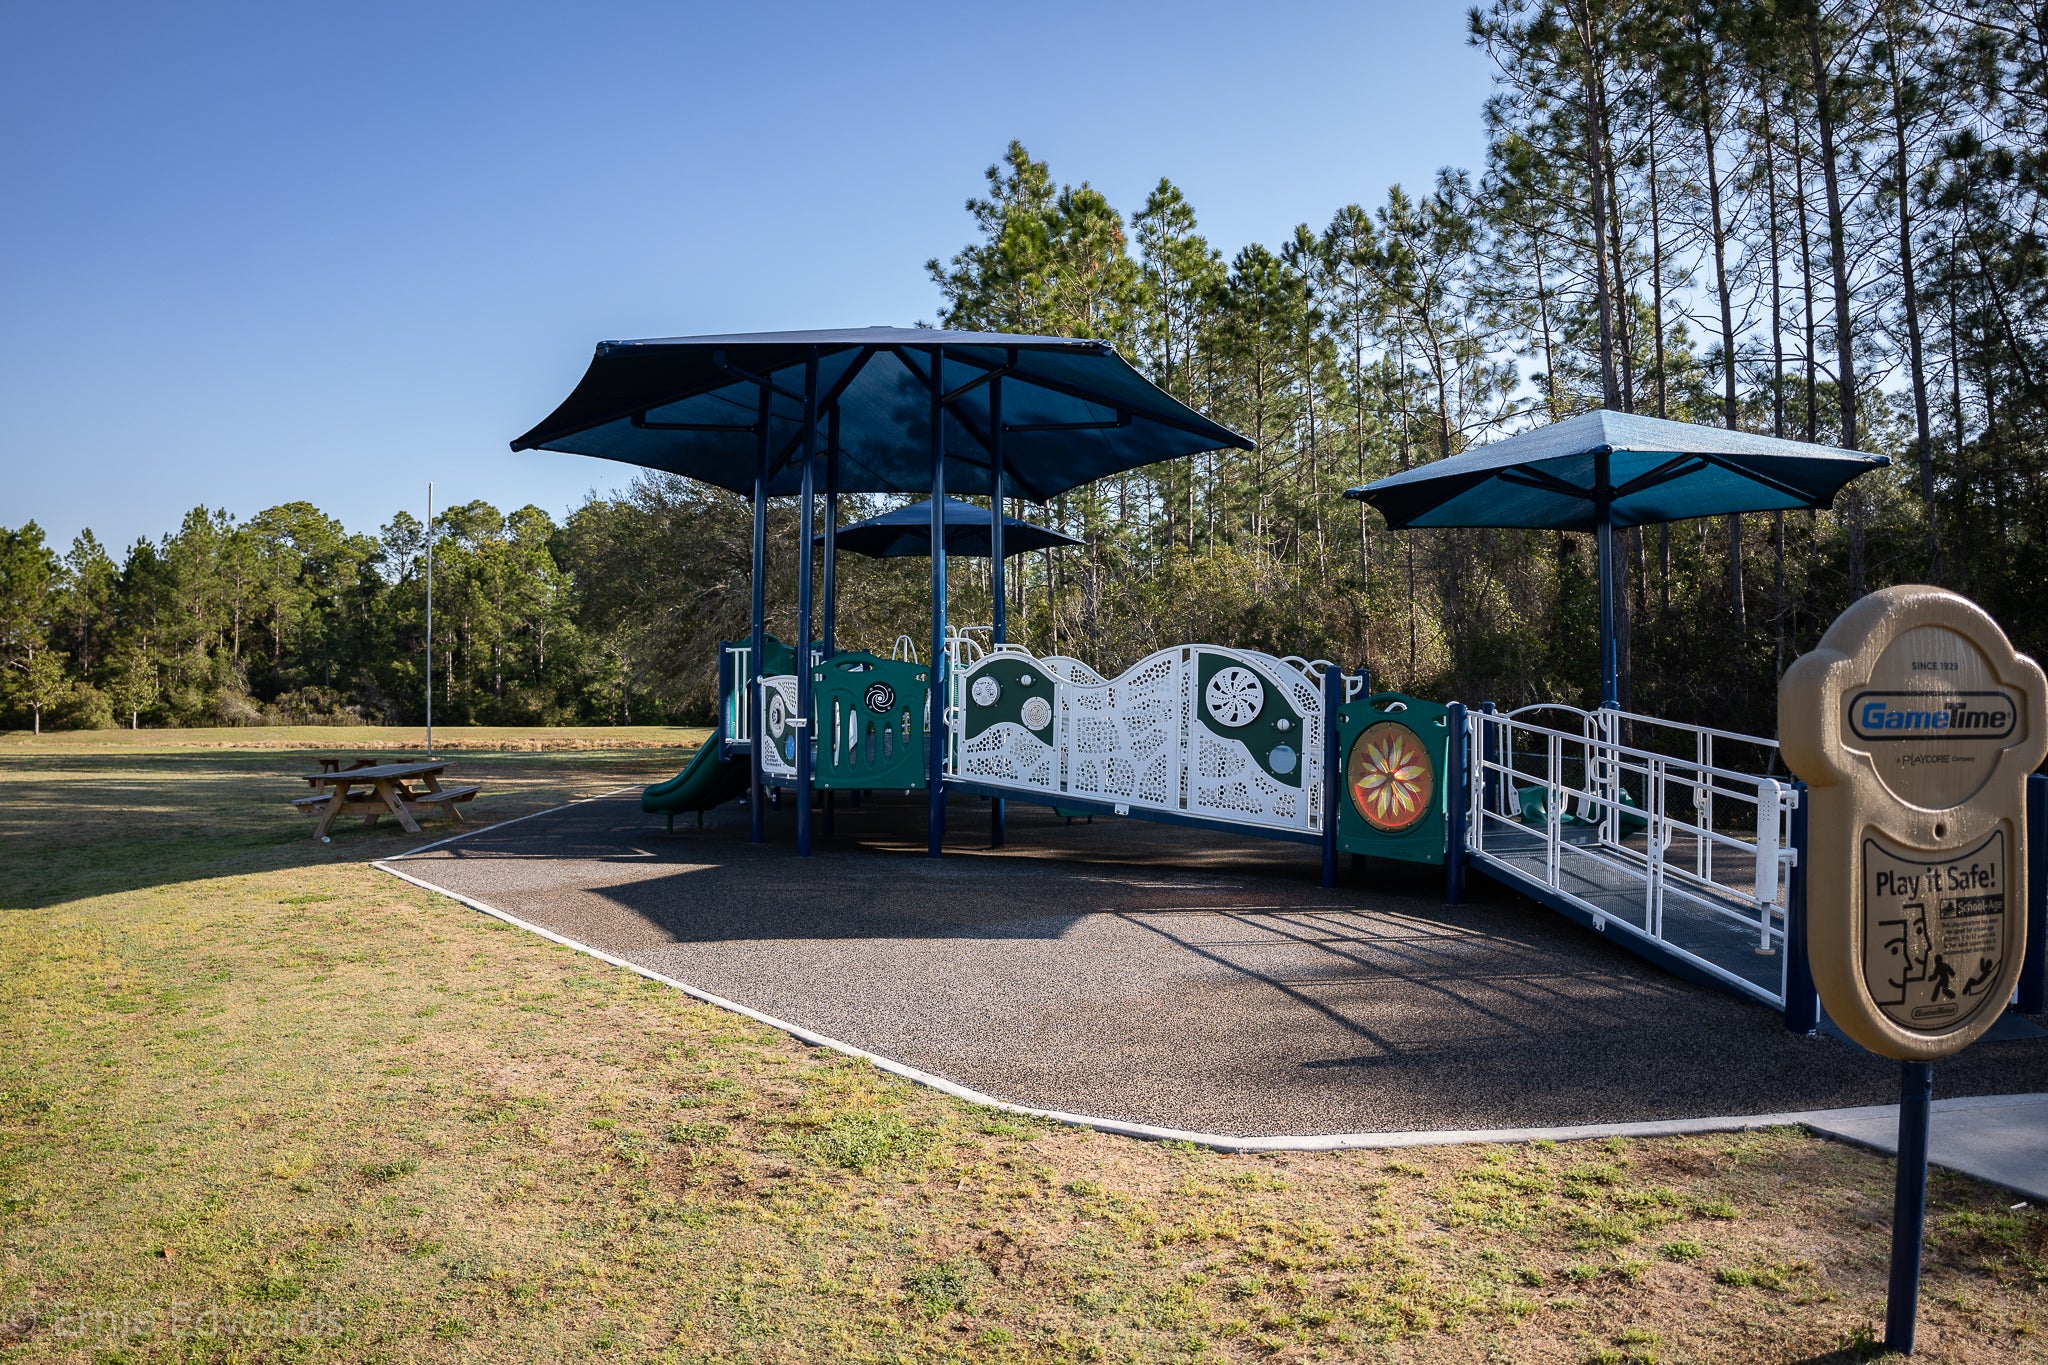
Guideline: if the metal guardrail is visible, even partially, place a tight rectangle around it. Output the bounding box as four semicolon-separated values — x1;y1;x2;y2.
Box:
1466;703;1799;1008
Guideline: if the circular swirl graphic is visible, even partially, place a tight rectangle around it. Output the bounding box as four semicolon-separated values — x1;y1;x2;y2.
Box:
766;690;788;740
971;675;1001;707
1019;696;1052;732
863;682;897;715
1347;720;1434;833
1204;665;1265;728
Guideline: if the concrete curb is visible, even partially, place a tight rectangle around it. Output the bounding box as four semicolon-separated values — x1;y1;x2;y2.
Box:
372;825;2047;1154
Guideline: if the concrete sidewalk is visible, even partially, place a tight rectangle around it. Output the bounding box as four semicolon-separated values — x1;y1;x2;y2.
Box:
1800;1093;2048;1202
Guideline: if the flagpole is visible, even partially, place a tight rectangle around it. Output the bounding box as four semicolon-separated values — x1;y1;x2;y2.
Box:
425;482;434;760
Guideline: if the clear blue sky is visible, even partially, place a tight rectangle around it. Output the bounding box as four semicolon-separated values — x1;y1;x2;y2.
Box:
2;1;1493;554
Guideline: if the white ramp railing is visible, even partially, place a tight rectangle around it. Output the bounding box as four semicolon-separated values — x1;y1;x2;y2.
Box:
1467;704;1800;1007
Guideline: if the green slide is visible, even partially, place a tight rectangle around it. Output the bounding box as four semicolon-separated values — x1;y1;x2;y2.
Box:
642;737;747;818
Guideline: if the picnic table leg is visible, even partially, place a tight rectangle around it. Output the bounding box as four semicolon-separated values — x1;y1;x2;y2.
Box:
420;771;465;822
375;779;422;834
312;790;346;841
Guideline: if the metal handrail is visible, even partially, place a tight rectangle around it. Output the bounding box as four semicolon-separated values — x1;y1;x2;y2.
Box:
1468;705;1795;1005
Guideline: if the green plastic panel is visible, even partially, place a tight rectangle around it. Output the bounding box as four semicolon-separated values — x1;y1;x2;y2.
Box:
1333;691;1451;865
813;652;929;791
960;655;1059;743
1194;651;1307;788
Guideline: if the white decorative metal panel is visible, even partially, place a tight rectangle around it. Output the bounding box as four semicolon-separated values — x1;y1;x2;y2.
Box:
1059;648;1185;813
758;675;800;780
947;644;1330;836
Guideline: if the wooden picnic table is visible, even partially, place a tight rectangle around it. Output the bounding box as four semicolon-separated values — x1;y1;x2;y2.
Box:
291;759;481;842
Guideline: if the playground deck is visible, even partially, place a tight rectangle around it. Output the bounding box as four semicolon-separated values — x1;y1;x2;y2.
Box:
388;791;2048;1138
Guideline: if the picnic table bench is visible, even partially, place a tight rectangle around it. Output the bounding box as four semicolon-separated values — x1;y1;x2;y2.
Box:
291;760;481;842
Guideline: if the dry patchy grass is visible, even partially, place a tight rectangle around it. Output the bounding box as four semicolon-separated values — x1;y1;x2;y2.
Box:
2;740;2045;1363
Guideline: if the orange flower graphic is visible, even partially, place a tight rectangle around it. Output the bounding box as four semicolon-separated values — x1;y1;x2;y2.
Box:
1348;721;1434;832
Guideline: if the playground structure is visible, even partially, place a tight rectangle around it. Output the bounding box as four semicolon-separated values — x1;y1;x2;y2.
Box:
709;625;1817;1016
517;330;2048;1029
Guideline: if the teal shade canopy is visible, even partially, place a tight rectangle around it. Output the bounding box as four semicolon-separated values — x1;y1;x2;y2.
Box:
511;327;1252;502
820;497;1081;559
1343;410;1889;530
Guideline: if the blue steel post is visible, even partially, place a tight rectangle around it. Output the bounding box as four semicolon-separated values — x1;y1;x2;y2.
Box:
1783;780;1820;1032
823;407;840;660
821;412;839;838
1445;701;1468;904
1320;666;1342;888
1480;700;1498;815
1886;1060;1935;1355
748;385;770;845
1349;664;1372;873
2020;773;2046;1014
927;348;947;858
794;354;818;857
988;371;1006;849
1594;448;1618;709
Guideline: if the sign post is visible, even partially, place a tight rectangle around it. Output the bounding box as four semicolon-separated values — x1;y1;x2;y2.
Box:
1780;585;2046;1354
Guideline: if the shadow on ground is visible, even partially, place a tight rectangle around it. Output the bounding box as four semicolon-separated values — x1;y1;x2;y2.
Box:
399;790;2048;1137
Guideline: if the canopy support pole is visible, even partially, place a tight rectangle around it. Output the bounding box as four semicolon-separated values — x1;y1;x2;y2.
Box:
988;370;1007;849
928;348;948;858
1595;448;1619;711
749;385;770;845
823;407;840;659
821;408;839;839
795;353;818;857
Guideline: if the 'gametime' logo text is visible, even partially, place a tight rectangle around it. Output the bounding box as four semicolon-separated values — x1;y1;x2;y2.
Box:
1849;691;2016;741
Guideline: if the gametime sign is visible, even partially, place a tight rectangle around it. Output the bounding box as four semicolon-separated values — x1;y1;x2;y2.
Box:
1780;586;2046;1059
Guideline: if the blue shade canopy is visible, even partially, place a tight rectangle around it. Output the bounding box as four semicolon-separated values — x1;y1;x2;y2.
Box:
511;327;1252;501
1343;410;1889;530
820;498;1082;559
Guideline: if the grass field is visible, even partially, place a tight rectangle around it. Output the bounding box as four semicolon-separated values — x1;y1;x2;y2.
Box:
3;729;2045;1363
0;724;706;755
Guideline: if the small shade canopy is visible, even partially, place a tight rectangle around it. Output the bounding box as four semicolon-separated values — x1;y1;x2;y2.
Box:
510;326;1251;500
1349;410;1886;530
820;498;1083;559
1345;410;1890;706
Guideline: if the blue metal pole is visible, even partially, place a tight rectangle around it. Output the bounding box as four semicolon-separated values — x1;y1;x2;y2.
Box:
1320;666;1342;888
1783;780;1820;1032
1480;700;1499;815
1445;701;1468;904
988;371;1005;850
1350;663;1372;874
823;406;840;661
794;353;818;857
2020;773;2046;1015
1886;1060;1934;1355
928;347;948;858
749;384;770;845
821;410;839;840
1594;449;1619;709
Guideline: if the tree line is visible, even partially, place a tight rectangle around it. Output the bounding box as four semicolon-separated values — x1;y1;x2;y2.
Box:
0;502;627;733
7;0;2045;735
